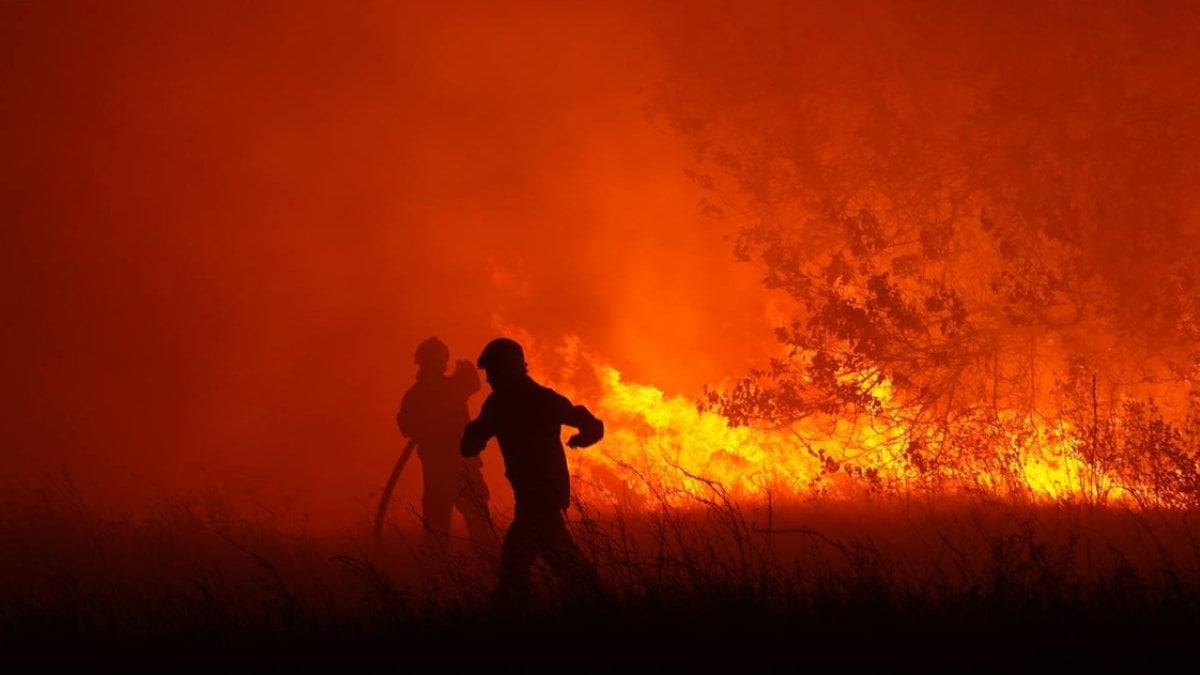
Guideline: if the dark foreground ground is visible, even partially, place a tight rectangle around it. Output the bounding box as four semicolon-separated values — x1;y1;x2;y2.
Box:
5;492;1200;672
8;601;1199;673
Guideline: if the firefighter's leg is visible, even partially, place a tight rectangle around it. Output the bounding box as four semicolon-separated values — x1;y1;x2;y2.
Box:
455;463;499;558
420;469;455;556
539;510;605;599
495;510;539;608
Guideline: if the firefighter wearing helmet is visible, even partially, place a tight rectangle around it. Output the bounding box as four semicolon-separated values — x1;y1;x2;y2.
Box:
461;337;607;606
396;336;498;557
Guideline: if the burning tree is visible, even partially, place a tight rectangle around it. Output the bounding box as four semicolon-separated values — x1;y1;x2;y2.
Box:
650;0;1200;504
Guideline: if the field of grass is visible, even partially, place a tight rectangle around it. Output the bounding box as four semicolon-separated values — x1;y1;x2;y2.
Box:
4;477;1200;672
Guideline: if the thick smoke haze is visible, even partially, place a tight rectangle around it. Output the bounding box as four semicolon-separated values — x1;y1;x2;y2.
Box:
5;0;1199;526
1;1;773;524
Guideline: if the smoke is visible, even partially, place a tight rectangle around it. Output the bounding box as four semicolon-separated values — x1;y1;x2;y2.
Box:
0;0;775;524
7;0;1196;524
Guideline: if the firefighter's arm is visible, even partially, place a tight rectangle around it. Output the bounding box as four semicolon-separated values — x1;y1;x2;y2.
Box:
451;359;482;396
563;401;604;448
461;398;496;458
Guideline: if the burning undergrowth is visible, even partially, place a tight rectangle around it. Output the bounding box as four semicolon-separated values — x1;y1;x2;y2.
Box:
497;325;1200;513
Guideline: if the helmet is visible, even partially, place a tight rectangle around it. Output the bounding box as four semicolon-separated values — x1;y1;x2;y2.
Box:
414;336;450;367
477;337;526;372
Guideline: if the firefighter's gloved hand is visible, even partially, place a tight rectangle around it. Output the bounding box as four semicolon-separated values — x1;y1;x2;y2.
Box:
461;435;487;457
567;430;601;448
564;408;604;448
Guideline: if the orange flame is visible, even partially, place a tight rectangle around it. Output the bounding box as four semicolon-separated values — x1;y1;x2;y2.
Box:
505;328;1147;511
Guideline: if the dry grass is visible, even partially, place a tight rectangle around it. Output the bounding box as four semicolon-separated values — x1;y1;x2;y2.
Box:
3;476;1200;672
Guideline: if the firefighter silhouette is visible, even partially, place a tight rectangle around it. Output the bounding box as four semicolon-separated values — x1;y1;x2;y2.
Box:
396;336;498;557
460;337;606;605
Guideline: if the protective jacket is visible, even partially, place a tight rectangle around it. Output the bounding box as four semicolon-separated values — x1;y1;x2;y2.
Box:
461;374;603;511
398;361;481;476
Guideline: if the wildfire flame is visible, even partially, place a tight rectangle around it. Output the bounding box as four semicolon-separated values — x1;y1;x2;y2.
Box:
506;329;1147;511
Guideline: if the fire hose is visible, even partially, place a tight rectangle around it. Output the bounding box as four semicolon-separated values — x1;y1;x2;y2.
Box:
372;438;417;545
